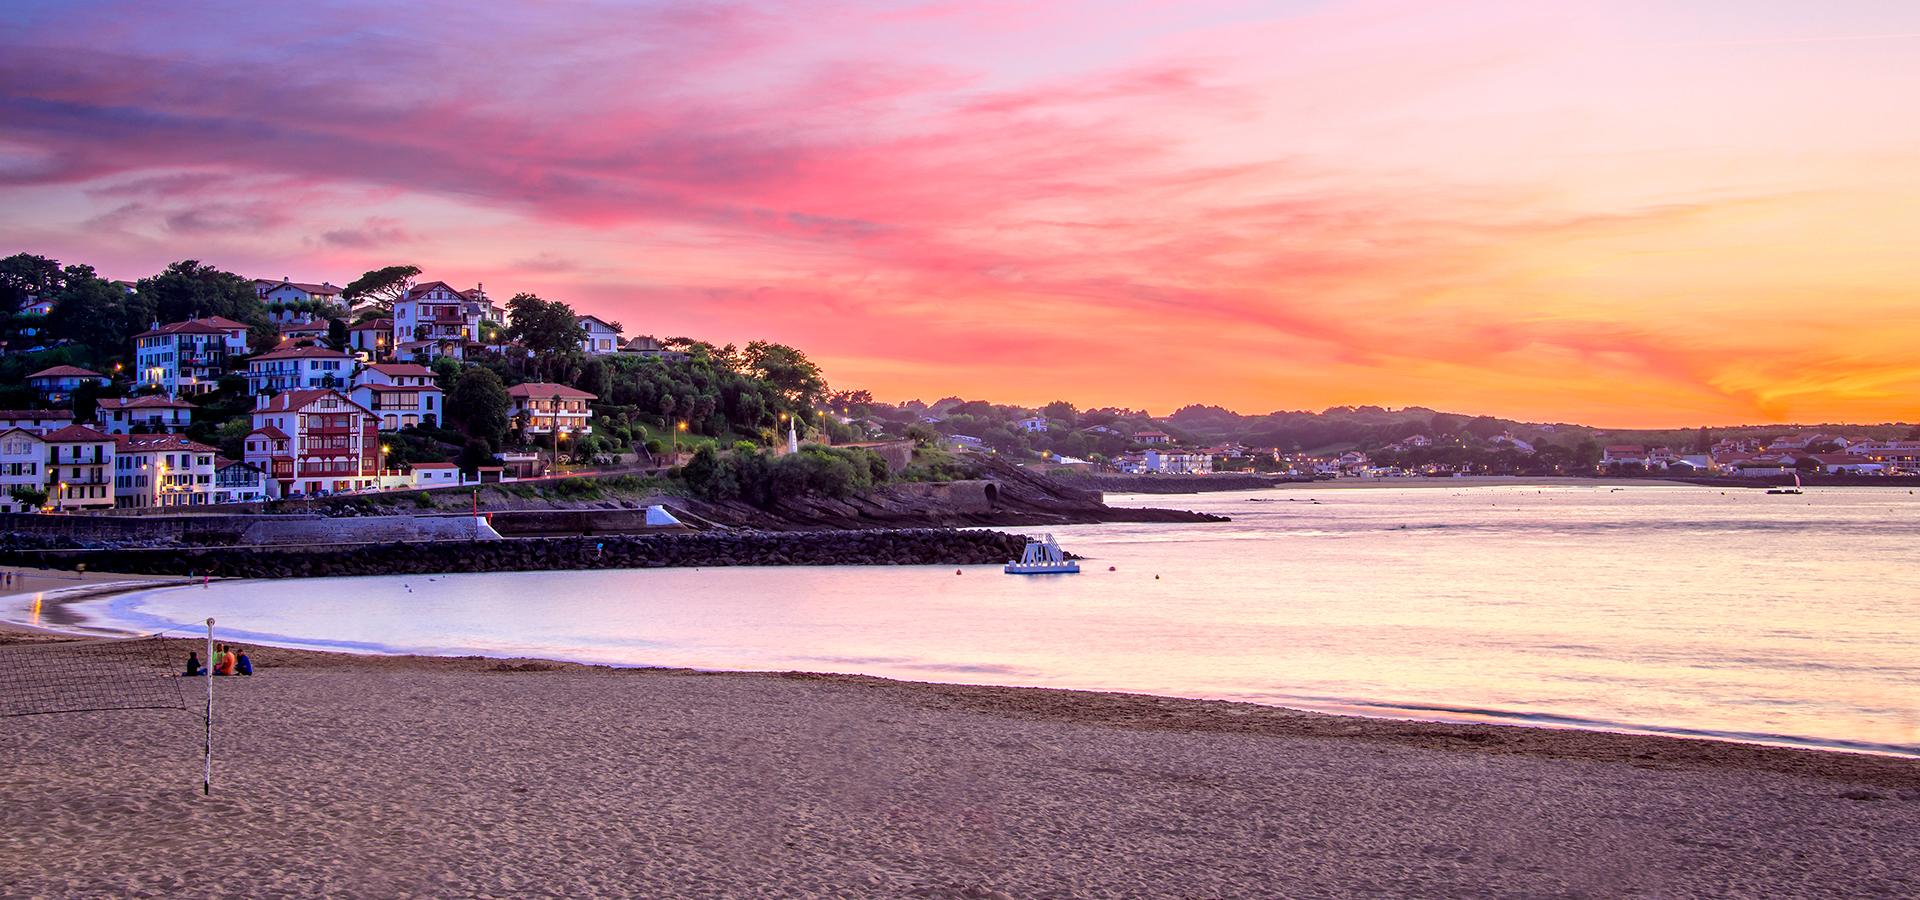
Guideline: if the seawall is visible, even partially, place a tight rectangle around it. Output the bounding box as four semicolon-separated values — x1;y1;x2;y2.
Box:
0;528;1033;579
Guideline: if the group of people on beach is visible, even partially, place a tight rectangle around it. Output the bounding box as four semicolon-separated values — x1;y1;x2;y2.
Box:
186;644;252;677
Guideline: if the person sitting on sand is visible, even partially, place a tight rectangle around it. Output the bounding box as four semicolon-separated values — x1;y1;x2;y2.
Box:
236;650;252;677
185;651;203;677
214;645;237;676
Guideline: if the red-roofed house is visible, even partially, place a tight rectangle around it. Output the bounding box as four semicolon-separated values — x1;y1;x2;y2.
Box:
410;461;462;488
1133;430;1172;445
244;389;383;496
348;318;394;359
134;316;251;395
97;395;194;434
349;363;444;429
254;277;346;313
0;409;75;434
506;383;597;438
1601;445;1648;467
27;366;108;403
41;424;114;510
112;434;218;508
245;346;354;393
0;428;47;512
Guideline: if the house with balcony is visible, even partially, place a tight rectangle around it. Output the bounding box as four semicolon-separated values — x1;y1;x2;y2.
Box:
506;382;597;438
96;395;194;434
214;459;273;504
40;424;115;510
245;346;355;393
27;366;109;403
0;409;75;434
392;281;484;362
133;316;251;395
1144;449;1213;475
348;318;393;359
244;389;383;497
349;363;444;428
577;315;623;355
0;428;47;512
112;434;218;508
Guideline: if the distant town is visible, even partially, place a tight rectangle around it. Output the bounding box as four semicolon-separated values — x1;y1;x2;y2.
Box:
3;252;1917;515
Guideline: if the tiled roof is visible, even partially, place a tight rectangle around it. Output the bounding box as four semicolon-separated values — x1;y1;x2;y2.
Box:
0;409;73;420
113;434;217;453
41;424;112;443
28;365;105;379
368;363;434;377
506;382;598;400
247;425;290;440
99;395;193;410
250;346;353;362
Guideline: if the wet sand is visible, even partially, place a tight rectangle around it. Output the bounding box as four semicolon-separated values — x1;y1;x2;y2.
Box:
2;622;1916;897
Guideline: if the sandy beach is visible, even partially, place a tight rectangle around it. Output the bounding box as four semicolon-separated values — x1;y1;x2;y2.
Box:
2;616;1916;898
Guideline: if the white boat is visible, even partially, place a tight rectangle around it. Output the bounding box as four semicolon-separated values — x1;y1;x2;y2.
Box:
1767;472;1805;495
1005;533;1081;575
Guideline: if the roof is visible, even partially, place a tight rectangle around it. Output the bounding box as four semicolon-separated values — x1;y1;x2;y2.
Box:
257;279;342;295
246;425;290;440
250;346;353;362
0;427;46;442
506;382;598;400
216;458;264;472
0;409;73;420
402;281;464;300
354;383;438;393
368;363;434;377
134;318;248;338
348;318;393;331
411;462;459;469
98;395;193;410
253;389;374;416
28;365;106;379
41;424;112;443
113;434;217;453
576;315;620;331
622;335;671;352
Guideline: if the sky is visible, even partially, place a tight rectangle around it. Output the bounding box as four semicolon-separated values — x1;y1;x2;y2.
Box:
2;0;1918;427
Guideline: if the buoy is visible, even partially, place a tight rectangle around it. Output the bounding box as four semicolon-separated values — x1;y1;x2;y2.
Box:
1108;566;1116;571
1155;574;1161;580
955;569;962;575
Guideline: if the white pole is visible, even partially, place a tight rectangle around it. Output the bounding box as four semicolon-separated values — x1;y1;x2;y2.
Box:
204;617;214;796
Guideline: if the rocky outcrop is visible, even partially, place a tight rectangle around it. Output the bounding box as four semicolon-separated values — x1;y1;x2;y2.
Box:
0;529;1035;578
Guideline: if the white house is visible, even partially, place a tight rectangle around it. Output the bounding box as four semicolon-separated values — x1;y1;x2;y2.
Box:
1144;449;1213;475
112;434;218;508
244;389;382;497
133;316;251;395
41;424;115;510
96;396;194;434
1016;416;1049;433
0;409;75;434
1133;430;1172;445
245;346;355;393
0;428;47;512
213;459;273;504
1601;445;1648;468
27;366;108;403
349;363;444;429
576;315;622;355
1813;453;1884;475
392;281;484;361
348;318;393;359
506;383;596;437
411;461;463;487
255;277;346;314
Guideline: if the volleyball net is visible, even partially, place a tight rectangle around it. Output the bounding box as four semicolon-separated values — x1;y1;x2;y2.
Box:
0;635;190;719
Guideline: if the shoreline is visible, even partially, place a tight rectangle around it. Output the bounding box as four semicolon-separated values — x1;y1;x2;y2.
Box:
7;577;1917;769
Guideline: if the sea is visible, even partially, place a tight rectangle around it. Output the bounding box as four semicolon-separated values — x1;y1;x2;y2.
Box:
17;482;1920;757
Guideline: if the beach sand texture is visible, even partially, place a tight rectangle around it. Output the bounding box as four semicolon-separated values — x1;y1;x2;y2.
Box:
2;641;1916;898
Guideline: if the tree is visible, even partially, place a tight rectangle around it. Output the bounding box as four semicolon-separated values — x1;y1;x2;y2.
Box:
45;265;138;359
742;341;826;408
8;485;48;509
504;293;586;356
457;437;497;479
447;367;511;450
342;265;421;314
326;318;350;351
1042;400;1078;424
71;381;107;425
135;260;272;349
0;253;63;314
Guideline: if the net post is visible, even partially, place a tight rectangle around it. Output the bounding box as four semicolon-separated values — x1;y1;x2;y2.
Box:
204;617;214;796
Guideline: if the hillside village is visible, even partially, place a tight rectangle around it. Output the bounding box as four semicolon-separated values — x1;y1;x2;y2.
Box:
4;252;1920;514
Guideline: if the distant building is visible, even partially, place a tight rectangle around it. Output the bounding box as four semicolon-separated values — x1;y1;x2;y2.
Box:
41;424;115;510
0;428;48;511
506;383;597;438
254;277;346;313
0;409;75;434
245;346;355;393
213;459;272;504
576;315;623;355
1601;445;1648;467
391;281;487;361
1144;449;1212;475
349;365;443;431
96;396;194;434
411;461;462;488
112;434;218;508
277;319;330;345
27;366;108;403
1016;416;1049;433
619;335;687;360
133;316;251;395
348;318;393;359
1133;430;1172;445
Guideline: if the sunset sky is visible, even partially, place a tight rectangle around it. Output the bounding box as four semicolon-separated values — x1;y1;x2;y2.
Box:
3;1;1918;427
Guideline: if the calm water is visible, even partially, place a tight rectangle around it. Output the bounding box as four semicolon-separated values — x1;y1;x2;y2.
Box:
28;483;1920;756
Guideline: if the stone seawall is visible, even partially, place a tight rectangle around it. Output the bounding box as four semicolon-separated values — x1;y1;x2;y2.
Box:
0;529;1033;579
